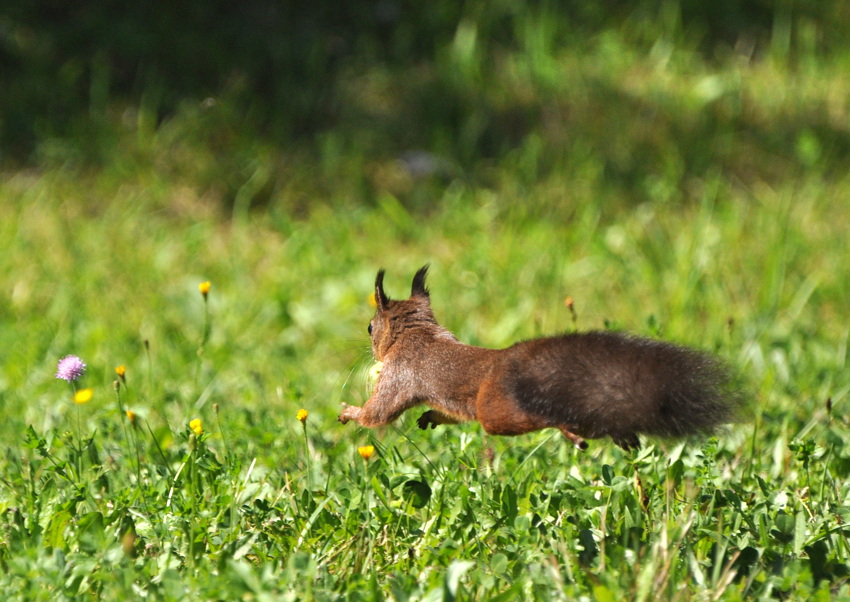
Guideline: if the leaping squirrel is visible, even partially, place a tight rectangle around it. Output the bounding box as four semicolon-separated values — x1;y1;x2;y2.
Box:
339;266;743;450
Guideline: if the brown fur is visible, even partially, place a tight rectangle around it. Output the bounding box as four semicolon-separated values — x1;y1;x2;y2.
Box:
338;266;743;450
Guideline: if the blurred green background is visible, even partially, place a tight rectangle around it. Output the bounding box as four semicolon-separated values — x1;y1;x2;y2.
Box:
3;1;849;203
2;0;848;374
2;0;848;424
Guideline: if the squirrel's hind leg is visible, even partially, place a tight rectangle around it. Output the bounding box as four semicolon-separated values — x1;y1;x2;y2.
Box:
558;425;589;451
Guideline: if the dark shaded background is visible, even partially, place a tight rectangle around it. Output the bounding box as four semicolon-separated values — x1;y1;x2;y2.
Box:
2;1;848;200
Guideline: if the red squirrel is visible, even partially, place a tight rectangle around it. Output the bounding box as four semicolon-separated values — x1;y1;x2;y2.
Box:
338;266;742;450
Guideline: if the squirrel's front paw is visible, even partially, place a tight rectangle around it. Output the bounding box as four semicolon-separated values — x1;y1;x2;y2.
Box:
417;411;438;430
338;403;359;425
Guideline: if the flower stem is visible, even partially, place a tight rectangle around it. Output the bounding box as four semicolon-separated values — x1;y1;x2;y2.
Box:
302;422;313;492
71;382;83;483
195;295;211;389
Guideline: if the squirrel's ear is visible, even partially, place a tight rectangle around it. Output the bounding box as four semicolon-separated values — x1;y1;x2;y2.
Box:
375;269;389;310
411;265;430;299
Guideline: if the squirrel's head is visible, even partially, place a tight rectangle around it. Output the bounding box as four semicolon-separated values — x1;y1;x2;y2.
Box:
368;265;440;360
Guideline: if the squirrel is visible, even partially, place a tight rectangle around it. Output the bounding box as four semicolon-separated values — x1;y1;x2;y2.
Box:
338;266;743;450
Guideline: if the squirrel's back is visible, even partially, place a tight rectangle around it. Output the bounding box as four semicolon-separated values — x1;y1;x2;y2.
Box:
501;331;740;443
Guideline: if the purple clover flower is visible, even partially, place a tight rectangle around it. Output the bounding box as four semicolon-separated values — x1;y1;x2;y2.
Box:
56;355;87;382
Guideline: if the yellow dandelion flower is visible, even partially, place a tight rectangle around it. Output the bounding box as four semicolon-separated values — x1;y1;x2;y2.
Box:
189;418;203;435
74;388;93;404
358;445;375;461
199;281;211;297
115;365;127;383
367;291;377;308
296;408;308;423
125;410;137;426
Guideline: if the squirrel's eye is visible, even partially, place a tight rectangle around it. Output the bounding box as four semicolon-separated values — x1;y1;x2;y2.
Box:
368;324;373;335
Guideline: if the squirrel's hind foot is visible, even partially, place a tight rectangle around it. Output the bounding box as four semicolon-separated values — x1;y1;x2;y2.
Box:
558;425;589;451
417;411;439;430
418;409;464;430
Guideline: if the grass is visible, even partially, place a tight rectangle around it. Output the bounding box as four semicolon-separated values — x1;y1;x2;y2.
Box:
2;8;850;600
1;170;848;600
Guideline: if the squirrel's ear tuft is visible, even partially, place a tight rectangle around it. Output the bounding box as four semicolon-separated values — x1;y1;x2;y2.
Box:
411;265;430;299
375;269;389;310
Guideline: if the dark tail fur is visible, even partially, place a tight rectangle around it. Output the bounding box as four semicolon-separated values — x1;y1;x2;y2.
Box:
510;331;743;442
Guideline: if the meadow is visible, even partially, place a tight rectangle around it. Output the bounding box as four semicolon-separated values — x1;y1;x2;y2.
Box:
2;3;850;600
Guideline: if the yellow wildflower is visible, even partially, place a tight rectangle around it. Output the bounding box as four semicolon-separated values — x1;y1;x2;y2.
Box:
189;418;203;435
125;410;137;427
74;388;93;404
358;445;375;461
367;291;377;308
199;281;211;297
296;409;308;423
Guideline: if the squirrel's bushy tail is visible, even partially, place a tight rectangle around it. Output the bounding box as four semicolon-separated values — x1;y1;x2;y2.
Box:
589;331;744;439
634;336;742;437
515;332;745;442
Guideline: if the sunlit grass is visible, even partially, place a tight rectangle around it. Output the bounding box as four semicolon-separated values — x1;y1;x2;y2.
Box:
1;160;847;598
